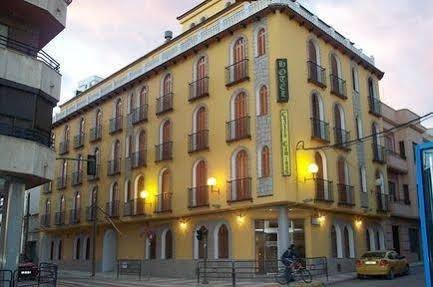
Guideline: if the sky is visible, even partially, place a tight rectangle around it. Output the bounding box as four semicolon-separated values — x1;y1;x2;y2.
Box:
45;0;433;128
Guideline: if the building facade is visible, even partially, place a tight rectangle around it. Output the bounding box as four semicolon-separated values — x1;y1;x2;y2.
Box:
382;104;431;262
0;0;70;270
42;0;390;276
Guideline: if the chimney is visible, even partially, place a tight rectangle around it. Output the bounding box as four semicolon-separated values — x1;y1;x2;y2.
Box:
164;31;173;42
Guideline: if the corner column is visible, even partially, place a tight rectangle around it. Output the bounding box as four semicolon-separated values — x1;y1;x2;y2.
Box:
277;205;290;259
0;181;25;271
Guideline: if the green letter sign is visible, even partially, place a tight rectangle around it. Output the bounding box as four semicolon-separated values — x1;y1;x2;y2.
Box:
280;109;291;176
276;59;289;103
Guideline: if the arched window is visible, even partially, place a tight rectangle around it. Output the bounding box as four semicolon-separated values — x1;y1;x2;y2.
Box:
337;157;351;204
232;92;248;139
372;123;381;161
59;195;65;213
194;107;207;133
218;224;229;259
366;229;371;251
79;117;85;135
126;135;132;159
125;180;132;203
161;120;171;144
115;98;122;118
235;150;248;179
135;176;145;214
311;93;326;139
197;56;207;80
360;166;367;194
94;147;100;165
368;78;375;99
334;104;347;145
58;240;63;260
113;140;121;159
163;230;173;259
260;146;270;178
158;169;171;212
75;237;81;260
73;191;81;211
140;86;148;107
343;227;350;258
331;226;338;258
330;54;340;78
233;92;247;119
45;199;51;214
308;40;318;64
50;241;55;260
193;160;208;207
77;154;83;173
231;149;249;201
355;116;363;140
351;67;359;92
61;160;67;179
259;85;269;116
257;28;266;56
95;109;102;128
64;125;70;142
232;37;247;81
163;74;172;96
111;182;119;202
129;93;135;113
137;130;146;152
85;237;91;260
315;152;327;200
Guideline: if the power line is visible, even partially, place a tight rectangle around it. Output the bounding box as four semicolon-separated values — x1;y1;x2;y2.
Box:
297;112;433;151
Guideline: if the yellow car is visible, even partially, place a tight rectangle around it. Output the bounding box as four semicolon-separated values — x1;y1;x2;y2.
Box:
356;250;410;279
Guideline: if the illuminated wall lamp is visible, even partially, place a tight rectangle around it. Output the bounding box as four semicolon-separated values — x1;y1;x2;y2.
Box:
207;177;220;193
304;163;319;182
140;190;149;199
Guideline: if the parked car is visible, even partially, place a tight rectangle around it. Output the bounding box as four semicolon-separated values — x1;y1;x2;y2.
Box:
356;250;409;279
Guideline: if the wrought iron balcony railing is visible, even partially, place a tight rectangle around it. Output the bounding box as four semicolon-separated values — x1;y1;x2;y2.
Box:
59;141;69;155
225;59;249;86
107;158;121;176
156;93;174;115
226;116;251;142
90;125;102;142
369;96;382;117
131;150;147;169
227;177;252;203
106;201;120;218
56;176;67;190
189;77;209;101
188;130;209;153
188;186;210;208
330;74;347;99
40;213;51;228
337;184;355;206
311;118;330;142
376;193;390;212
314;178;334;203
73;133;85;149
155;142;173;162
307;61;326;88
130;105;148;125
69;209;81;225
71;171;83;186
88;165;100;181
109;116;123;134
334;128;350;150
123;199;146;217
55;211;65;226
155;193;172;213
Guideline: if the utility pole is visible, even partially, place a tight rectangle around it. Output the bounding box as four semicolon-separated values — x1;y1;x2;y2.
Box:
91;188;98;277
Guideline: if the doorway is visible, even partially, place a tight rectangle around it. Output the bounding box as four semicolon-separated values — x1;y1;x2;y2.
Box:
392;225;400;254
102;229;117;272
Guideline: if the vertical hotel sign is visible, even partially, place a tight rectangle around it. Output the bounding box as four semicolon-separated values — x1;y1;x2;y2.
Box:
280;110;291;176
276;59;289;103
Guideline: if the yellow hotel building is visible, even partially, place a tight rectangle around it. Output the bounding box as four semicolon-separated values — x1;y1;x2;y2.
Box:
40;0;390;276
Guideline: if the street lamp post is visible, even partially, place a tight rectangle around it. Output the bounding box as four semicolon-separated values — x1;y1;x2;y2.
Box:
91;188;98;277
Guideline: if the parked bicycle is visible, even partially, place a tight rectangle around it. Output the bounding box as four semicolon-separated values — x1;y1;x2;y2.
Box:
275;259;312;285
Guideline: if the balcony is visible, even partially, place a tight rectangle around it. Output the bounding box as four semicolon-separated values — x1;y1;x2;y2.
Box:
106;201;120;218
73;133;85;149
314;179;334;203
155;193;172;213
330;74;347;99
156;93;174;115
386;149;408;174
0;35;60;72
88;165;101;181
69;209;81;225
40;213;51;228
54;211;65;226
188;130;209;153
337;184;355;206
227;178;252;203
131;150;147;169
123;199;146;217
372;144;386;164
43;182;52;194
56;176;67;190
189;77;209;101
130;105;148;125
90;125;102;142
107;158;121;176
155;142;173;162
311;118;330;142
226;116;251;142
307;61;326;88
334;128;350;151
86;206;96;222
71;171;83;186
59;141;69;155
225;59;249;87
188;186;210;208
369;96;382;117
109;116;123;134
376;193;390;213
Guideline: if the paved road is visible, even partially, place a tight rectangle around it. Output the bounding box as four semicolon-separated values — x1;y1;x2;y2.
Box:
332;266;425;287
